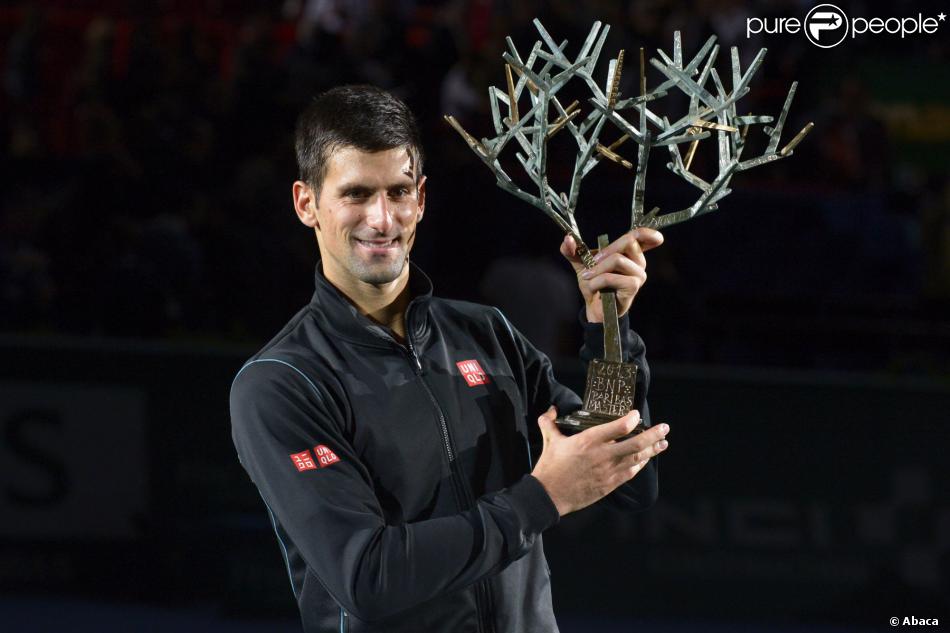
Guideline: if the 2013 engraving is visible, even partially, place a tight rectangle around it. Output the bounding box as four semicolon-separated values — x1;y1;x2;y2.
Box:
584;360;637;418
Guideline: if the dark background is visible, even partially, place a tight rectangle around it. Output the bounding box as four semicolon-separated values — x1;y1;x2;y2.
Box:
1;1;947;632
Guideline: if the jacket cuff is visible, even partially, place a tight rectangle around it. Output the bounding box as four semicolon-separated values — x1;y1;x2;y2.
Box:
507;475;560;533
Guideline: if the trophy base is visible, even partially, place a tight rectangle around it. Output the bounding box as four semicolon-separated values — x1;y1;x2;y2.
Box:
556;409;645;435
556;358;641;435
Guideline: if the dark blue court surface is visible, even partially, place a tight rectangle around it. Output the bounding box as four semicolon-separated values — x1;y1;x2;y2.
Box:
2;596;892;633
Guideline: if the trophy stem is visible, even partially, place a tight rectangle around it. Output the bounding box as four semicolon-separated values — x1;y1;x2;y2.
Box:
596;234;623;363
571;233;622;364
556;233;638;435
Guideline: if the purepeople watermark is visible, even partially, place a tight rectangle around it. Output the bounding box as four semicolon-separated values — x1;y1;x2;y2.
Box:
746;3;947;48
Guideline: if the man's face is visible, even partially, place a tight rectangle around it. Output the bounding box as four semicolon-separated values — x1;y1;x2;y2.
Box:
310;146;425;288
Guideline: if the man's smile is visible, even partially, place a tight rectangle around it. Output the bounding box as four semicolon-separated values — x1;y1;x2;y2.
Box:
354;236;401;252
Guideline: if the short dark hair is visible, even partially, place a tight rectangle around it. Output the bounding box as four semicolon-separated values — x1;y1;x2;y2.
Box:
294;85;424;193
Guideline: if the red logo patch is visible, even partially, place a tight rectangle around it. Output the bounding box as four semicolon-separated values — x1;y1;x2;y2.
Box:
290;450;317;472
456;359;489;387
314;444;340;467
291;445;341;472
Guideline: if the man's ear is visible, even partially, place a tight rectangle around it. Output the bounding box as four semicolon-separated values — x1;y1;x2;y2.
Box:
416;175;427;223
293;181;319;229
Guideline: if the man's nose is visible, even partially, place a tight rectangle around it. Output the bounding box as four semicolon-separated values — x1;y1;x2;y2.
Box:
365;193;395;234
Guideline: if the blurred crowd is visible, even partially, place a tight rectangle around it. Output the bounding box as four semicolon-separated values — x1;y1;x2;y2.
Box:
1;0;947;371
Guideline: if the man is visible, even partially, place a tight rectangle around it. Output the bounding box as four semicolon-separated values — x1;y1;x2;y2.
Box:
230;84;670;633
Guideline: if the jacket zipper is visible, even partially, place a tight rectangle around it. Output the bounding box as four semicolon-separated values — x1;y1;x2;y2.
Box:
404;337;495;633
406;337;454;462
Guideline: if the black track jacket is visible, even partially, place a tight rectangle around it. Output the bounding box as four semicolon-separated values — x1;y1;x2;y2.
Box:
230;262;657;633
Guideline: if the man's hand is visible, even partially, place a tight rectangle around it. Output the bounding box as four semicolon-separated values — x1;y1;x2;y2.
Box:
530;406;669;516
560;228;664;323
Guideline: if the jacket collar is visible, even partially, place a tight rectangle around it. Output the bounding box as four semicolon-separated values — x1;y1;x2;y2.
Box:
309;260;433;349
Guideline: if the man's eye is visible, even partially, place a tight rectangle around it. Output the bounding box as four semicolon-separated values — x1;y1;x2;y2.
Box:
389;188;411;198
345;190;369;199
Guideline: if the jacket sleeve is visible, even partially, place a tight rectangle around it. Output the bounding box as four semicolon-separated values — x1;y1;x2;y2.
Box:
230;359;560;623
498;308;658;513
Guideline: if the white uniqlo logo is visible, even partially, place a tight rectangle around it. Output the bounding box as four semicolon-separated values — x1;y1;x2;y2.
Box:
314;444;340;467
456;359;489;387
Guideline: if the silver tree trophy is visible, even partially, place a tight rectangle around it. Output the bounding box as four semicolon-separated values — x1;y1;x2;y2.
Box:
444;20;813;434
